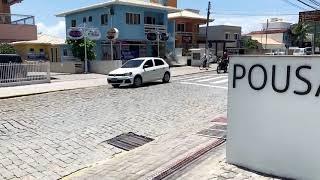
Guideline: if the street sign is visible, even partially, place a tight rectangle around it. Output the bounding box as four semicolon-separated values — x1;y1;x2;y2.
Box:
146;32;157;41
86;28;101;40
107;28;119;40
227;55;320;180
160;33;169;41
67;28;84;40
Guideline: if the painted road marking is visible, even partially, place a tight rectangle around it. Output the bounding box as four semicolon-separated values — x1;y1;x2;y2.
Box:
197;76;226;83
210;79;229;84
179;82;228;90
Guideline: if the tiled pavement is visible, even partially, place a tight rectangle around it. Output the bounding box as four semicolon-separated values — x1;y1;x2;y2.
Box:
0;71;228;179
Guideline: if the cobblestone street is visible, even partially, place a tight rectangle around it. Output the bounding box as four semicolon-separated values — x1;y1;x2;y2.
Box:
0;72;228;179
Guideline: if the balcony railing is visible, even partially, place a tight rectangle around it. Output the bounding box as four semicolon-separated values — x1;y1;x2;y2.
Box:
176;31;193;36
144;24;167;34
0;13;35;25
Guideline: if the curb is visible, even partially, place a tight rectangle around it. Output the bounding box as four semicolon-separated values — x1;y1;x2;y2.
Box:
152;138;226;180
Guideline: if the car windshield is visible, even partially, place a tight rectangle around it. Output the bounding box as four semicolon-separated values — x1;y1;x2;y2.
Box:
121;60;144;68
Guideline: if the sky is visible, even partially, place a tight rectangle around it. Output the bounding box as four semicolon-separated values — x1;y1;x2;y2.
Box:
11;0;307;38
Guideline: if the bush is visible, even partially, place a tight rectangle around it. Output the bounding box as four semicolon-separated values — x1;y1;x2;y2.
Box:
0;43;16;54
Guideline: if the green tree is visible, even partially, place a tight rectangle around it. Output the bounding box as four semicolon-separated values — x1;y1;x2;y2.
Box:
291;22;310;47
66;39;96;61
0;43;16;54
243;39;261;49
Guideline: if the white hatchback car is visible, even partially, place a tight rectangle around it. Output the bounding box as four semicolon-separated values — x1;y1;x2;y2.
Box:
107;58;171;88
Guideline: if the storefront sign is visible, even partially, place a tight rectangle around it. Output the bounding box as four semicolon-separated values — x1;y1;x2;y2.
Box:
107;28;119;40
182;36;192;43
86;28;101;40
121;50;139;60
67;28;84;40
227;56;320;180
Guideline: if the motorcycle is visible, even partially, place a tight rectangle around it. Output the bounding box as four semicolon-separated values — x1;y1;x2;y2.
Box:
216;57;229;74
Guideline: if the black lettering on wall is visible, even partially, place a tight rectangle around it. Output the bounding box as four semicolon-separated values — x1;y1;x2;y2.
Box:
272;65;291;93
294;66;312;95
248;64;267;91
315;86;320;97
233;64;246;88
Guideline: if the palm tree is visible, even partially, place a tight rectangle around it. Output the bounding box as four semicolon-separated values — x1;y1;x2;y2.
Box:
291;22;311;47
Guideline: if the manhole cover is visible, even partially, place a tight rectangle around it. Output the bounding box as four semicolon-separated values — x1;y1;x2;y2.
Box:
210;124;227;131
105;132;154;151
197;129;226;139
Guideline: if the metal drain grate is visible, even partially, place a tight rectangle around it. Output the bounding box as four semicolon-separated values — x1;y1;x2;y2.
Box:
106;132;154;151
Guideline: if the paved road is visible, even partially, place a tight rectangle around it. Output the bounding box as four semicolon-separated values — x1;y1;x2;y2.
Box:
0;71;228;179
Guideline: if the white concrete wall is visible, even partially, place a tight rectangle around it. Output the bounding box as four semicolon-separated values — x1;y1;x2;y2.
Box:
50;61;84;74
227;56;320;180
89;60;122;75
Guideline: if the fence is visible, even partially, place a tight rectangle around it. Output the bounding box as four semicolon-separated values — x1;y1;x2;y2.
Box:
0;62;50;87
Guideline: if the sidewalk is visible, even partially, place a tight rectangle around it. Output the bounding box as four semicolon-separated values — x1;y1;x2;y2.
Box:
0;66;216;99
62;116;276;180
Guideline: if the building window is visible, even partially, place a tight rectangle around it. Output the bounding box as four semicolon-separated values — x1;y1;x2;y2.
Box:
126;13;140;25
225;33;230;40
101;14;108;25
177;24;185;32
88;16;93;22
29;48;34;53
83;17;87;23
234;33;239;40
63;49;68;56
145;16;156;24
71;20;76;27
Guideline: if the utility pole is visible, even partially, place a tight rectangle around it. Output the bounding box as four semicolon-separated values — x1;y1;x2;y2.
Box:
84;23;88;73
265;19;269;50
205;1;211;59
313;21;316;54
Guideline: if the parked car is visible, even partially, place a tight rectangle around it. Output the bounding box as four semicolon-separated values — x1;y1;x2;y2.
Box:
306;47;312;55
107;57;171;88
0;54;27;81
293;48;307;56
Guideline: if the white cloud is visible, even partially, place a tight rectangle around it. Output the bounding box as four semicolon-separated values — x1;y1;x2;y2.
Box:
36;21;66;38
211;15;299;34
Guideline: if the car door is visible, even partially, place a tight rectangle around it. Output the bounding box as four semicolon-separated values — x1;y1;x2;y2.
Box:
154;58;166;79
142;59;156;82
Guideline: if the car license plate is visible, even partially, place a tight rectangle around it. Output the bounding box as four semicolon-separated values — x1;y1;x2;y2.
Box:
111;78;117;82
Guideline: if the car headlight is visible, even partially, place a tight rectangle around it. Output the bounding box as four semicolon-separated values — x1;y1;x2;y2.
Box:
124;72;133;76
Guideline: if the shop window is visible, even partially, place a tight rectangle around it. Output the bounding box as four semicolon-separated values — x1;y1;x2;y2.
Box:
63;49;68;56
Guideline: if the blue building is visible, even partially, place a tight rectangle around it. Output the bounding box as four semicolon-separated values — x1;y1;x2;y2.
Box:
56;0;179;61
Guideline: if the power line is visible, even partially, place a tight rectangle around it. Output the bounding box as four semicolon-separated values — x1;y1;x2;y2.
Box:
296;0;318;9
281;0;307;10
308;0;320;7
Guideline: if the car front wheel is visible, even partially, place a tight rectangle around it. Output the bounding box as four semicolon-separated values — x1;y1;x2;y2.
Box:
133;76;143;87
162;72;170;83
